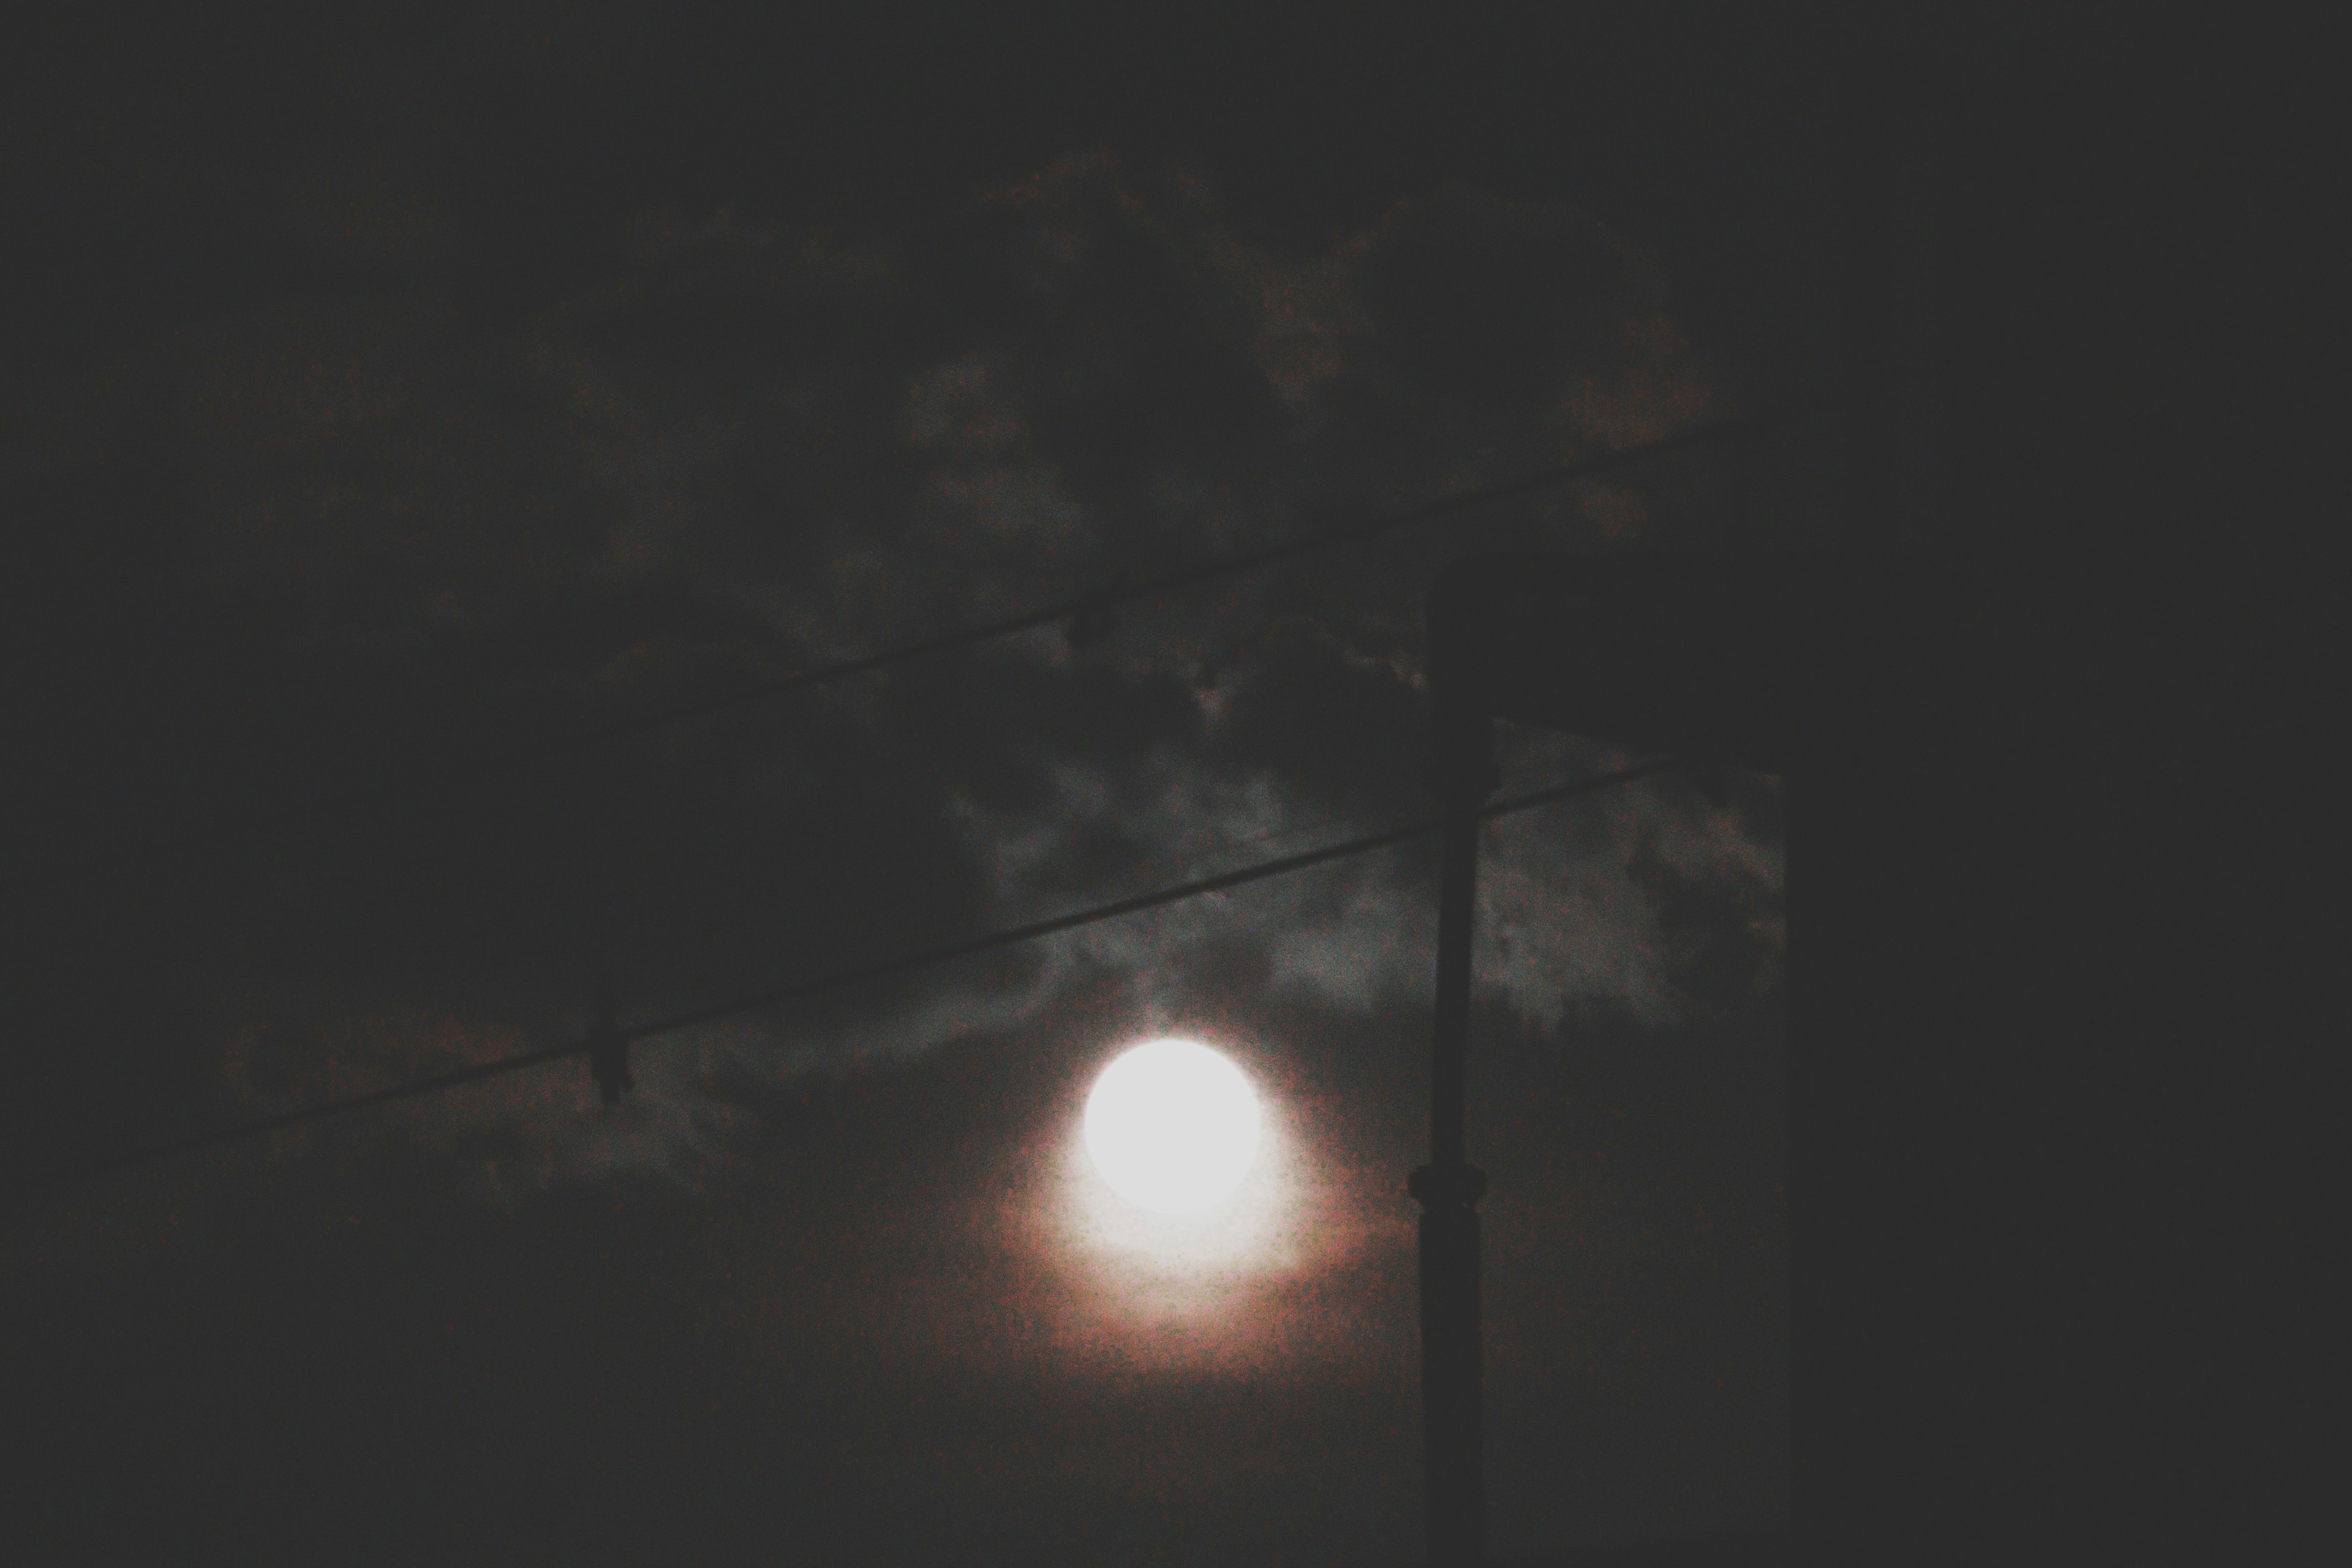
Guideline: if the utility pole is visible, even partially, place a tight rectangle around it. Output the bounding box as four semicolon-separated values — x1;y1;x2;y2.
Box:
1412;666;1499;1567
1414;546;1813;1567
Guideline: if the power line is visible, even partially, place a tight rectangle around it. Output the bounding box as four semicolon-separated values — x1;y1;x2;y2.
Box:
17;756;1681;1196
38;406;1809;883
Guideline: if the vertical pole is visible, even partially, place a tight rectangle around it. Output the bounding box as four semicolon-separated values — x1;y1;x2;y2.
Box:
1841;67;1902;557
1800;58;1905;1561
1414;684;1498;1568
1735;426;1758;550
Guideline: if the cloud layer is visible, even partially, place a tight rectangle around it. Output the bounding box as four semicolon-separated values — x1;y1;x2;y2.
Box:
4;116;1791;1556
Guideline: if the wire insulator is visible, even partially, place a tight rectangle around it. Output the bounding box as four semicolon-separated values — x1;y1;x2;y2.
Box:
586;976;632;1106
1065;578;1123;652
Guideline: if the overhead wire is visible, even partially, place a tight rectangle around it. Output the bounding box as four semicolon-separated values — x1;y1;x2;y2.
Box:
16;755;1682;1196
16;396;1827;1190
33;402;1817;883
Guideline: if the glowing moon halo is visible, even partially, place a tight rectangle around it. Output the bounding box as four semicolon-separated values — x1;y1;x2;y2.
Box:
1084;1039;1262;1215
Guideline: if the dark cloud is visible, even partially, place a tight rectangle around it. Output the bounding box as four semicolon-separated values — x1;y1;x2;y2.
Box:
9;136;1769;1126
2;10;1805;1557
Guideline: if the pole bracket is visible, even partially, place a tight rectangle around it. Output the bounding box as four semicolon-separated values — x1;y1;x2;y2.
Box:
1409;1162;1488;1210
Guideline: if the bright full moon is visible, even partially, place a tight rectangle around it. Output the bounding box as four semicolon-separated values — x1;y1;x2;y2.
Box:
1084;1039;1262;1215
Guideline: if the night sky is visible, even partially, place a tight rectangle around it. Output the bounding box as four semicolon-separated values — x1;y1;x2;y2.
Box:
3;5;2277;1564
